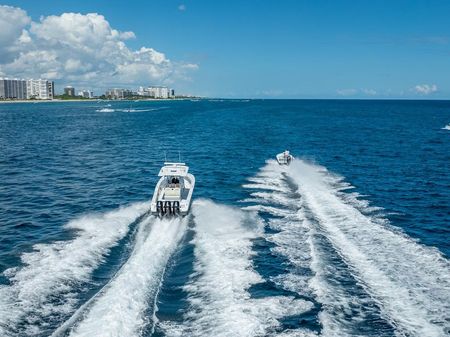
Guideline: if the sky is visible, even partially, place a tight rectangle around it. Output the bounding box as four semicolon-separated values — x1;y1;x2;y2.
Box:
0;0;449;98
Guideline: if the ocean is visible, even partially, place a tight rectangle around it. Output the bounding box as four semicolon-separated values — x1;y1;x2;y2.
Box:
0;99;449;337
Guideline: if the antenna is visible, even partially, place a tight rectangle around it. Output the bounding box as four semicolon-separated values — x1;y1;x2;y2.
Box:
178;151;181;162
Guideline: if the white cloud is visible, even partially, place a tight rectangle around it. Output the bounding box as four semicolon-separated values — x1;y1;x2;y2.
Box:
361;88;377;96
337;88;377;96
178;4;186;11
0;5;31;62
413;84;438;95
0;6;197;89
336;88;358;96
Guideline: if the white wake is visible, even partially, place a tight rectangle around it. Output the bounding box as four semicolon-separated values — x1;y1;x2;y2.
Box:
66;215;187;337
0;201;148;337
286;160;450;336
162;199;313;337
245;159;450;336
244;163;376;336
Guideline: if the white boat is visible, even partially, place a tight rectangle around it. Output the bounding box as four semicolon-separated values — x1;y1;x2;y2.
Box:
276;150;294;165
150;162;195;216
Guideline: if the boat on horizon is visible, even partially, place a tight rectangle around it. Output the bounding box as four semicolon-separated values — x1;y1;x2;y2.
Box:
276;150;294;165
150;162;195;216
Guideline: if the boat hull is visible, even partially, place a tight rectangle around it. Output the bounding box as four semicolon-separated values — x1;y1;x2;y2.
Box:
150;173;195;216
276;153;293;165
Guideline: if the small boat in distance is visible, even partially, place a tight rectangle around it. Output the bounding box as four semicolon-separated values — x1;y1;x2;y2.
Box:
276;150;294;165
150;162;195;216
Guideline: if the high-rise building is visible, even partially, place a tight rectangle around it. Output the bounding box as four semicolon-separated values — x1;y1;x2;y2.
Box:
48;81;55;99
136;86;174;99
27;79;53;100
0;78;27;99
105;88;133;99
0;78;53;100
77;90;94;98
64;86;75;96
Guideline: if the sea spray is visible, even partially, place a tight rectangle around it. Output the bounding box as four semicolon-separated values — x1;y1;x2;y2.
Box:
67;216;187;337
0;201;148;337
162;199;313;337
244;163;388;336
286;159;450;337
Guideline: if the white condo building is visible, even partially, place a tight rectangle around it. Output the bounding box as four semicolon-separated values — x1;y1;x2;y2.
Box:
26;79;54;100
137;86;174;99
78;90;94;98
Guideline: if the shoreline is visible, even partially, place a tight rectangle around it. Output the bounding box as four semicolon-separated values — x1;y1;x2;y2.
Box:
1;98;448;105
0;98;195;104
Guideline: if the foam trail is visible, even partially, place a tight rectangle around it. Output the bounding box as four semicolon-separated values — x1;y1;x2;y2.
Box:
298;210;390;337
242;204;292;217
245;167;383;336
287;160;450;337
163;199;313;337
0;202;148;337
67;215;187;337
248;191;293;206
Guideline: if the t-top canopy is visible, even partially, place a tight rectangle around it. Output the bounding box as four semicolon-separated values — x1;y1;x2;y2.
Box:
158;162;189;177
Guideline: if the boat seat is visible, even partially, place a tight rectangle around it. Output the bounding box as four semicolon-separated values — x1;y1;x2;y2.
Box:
164;187;181;200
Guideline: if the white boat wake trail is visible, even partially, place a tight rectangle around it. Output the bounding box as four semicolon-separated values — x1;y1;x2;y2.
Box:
162;199;313;337
246;159;450;337
64;216;187;337
245;164;390;336
0;202;148;337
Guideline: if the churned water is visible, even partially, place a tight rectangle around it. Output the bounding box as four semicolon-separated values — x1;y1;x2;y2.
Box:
0;99;449;337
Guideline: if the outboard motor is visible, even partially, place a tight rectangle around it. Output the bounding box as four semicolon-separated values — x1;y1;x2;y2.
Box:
164;201;171;215
172;201;180;214
157;201;164;215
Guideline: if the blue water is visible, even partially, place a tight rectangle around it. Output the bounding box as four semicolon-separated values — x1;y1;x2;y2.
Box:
0;99;449;337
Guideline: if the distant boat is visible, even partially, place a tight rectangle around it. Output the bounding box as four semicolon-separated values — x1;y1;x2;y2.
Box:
150;162;195;216
443;124;450;130
276;150;294;165
124;103;132;112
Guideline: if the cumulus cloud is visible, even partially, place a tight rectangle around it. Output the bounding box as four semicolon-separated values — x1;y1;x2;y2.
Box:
337;88;377;96
361;88;377;96
336;88;358;96
0;6;197;89
413;84;438;95
0;5;31;62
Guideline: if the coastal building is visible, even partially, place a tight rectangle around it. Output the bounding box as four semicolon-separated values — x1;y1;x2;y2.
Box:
64;86;75;96
137;86;147;96
137;86;174;99
27;79;54;100
48;81;55;99
78;90;94;99
0;78;27;99
105;88;133;99
0;78;53;100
